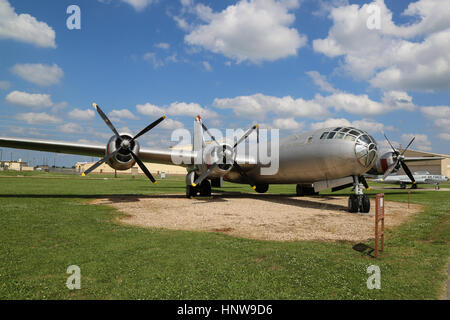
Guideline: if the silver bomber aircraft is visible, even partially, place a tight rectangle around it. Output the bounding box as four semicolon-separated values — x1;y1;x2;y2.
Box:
0;103;443;213
375;172;449;190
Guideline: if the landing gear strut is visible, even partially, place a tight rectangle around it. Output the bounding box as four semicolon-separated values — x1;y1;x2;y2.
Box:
186;171;212;198
348;176;370;213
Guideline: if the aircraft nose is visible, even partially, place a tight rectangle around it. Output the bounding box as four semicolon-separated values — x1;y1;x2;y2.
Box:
354;134;378;168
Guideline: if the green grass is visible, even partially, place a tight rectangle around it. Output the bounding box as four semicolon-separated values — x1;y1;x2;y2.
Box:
0;172;448;299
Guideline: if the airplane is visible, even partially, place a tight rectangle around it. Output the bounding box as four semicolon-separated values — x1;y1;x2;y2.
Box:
0;103;444;214
374;172;449;190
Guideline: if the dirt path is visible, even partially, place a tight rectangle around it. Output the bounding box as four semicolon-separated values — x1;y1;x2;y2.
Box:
92;193;423;242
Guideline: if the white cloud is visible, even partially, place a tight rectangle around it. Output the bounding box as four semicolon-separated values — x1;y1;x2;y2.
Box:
202;61;212;71
155;42;170;49
6;90;53;108
15;112;62;124
68;108;96;120
136;103;165;117
213;93;329;120
108;109;139;122
183;0;307;63
313;0;450;91
437;133;450;141
159;118;184;130
306;71;338;93
401;133;432;151
273;118;303;130
310;118;392;134
0;0;56;48
0;80;10;90
121;0;155;11
59;123;82;134
11;63;63;86
137;101;218;119
421;106;450;119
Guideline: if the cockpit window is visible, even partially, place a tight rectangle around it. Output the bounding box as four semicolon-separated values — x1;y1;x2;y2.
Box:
332;127;342;132
349;130;361;136
359;135;372;145
327;131;336;139
340;128;350;133
344;135;356;141
320;132;329;139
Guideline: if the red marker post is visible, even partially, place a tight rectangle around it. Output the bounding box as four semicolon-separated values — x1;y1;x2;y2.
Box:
375;194;385;258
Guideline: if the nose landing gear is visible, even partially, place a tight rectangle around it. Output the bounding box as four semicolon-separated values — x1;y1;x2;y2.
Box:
348;176;370;213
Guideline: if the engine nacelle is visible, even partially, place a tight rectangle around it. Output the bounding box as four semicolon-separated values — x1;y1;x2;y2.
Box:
105;134;140;171
198;143;235;178
367;151;397;175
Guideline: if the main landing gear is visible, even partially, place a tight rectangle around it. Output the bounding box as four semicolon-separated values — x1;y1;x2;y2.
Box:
186;179;211;197
348;176;370;213
296;184;319;196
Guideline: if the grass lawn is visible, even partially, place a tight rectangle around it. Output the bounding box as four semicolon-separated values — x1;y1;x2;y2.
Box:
0;171;448;299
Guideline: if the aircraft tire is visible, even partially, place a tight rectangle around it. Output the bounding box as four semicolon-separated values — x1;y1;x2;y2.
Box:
255;184;269;193
186;185;198;198
360;195;370;213
296;184;304;196
348;195;359;213
199;180;211;196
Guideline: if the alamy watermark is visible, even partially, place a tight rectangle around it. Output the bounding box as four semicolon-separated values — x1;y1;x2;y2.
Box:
366;265;381;290
66;5;81;30
66;265;81;290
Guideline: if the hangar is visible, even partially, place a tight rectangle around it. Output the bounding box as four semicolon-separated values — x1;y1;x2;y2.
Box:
75;161;187;176
399;149;450;176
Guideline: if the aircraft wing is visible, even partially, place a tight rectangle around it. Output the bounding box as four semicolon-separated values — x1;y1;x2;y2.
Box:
0;136;196;165
404;157;446;162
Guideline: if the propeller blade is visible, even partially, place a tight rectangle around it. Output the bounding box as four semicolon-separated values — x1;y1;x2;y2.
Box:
400;137;415;156
233;162;256;190
359;175;370;190
400;161;416;185
200;121;221;147
381;162;399;181
233;125;258;149
192;163;218;187
82;149;119;176
130;116;166;143
129;150;156;184
383;133;396;152
92;103;121;140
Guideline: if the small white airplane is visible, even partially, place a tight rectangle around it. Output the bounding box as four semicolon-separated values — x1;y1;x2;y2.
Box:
375;172;448;190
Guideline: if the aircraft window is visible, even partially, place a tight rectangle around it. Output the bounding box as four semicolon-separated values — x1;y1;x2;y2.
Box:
344;135;356;141
332;127;342;132
340;128;350;133
336;132;345;139
306;136;313;144
327;132;336;139
349;130;360;136
320;132;329;139
359;135;372;145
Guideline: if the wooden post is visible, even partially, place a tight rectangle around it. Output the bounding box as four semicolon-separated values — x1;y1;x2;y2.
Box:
375;194;385;258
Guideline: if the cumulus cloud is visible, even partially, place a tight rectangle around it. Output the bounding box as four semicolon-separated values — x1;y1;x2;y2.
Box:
0;0;56;48
313;0;450;91
155;42;170;49
15;112;62;124
108;109;139;122
68;108;96;120
121;0;155;11
6;90;53;108
11;63;63;86
59;122;82;134
137;101;218;119
306;71;338;93
159;118;184;130
183;0;307;63
401;133;432;151
272;118;303;130
437;133;450;141
213;93;329;120
310;118;392;134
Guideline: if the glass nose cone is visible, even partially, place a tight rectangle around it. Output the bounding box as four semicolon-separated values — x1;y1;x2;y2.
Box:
355;135;378;168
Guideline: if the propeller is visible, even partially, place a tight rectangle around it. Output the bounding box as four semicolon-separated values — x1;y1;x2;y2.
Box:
192;120;259;190
381;134;416;185
82;103;165;183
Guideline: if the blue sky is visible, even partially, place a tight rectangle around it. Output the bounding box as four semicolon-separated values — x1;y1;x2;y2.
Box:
0;0;449;167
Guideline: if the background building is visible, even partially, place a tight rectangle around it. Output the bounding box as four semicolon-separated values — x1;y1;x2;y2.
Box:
0;158;34;171
399;149;450;176
75;161;187;175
